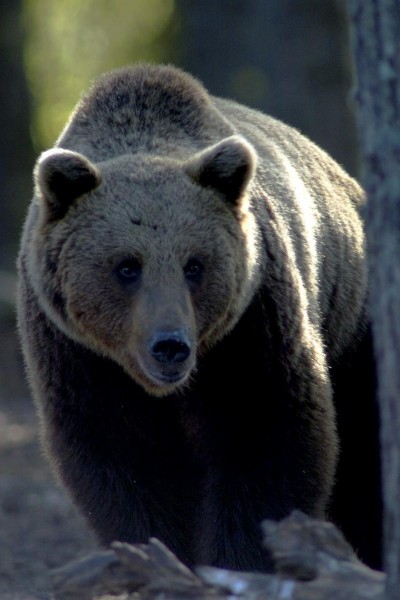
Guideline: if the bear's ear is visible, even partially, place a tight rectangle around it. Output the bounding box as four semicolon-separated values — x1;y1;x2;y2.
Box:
183;135;257;205
35;148;101;220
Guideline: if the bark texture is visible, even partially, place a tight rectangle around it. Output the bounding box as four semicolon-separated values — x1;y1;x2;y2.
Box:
347;1;400;596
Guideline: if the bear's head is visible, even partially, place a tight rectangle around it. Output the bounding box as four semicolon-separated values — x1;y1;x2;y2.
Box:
29;136;260;396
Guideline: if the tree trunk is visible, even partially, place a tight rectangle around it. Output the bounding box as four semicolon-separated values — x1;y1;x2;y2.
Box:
346;1;400;596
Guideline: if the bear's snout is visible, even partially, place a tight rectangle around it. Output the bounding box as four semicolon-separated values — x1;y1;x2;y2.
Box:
149;329;191;365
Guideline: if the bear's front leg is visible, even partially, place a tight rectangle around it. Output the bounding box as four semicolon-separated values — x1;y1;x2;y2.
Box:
196;466;277;571
44;395;202;567
191;332;337;572
195;402;335;573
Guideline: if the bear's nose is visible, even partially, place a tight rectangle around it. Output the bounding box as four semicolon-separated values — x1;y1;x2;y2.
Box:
149;330;191;364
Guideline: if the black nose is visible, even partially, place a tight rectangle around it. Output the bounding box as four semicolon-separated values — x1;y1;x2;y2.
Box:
149;330;191;364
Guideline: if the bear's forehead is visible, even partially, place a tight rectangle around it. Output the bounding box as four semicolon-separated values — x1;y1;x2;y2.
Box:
77;156;230;234
92;156;208;223
62;185;229;261
88;182;212;234
57;154;239;261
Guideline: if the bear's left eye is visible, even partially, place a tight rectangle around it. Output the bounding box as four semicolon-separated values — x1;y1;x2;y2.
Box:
184;257;204;284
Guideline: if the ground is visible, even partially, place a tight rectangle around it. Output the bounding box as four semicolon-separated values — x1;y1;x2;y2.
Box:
0;310;96;599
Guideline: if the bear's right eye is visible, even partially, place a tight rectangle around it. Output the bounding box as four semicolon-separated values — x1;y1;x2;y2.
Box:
115;258;141;284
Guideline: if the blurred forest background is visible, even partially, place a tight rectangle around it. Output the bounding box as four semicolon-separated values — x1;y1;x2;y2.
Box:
0;0;362;597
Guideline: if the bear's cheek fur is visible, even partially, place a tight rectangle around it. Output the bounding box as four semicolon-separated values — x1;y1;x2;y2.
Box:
65;283;130;353
194;243;251;351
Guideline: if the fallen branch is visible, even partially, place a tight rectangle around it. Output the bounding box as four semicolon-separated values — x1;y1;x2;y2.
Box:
52;511;385;600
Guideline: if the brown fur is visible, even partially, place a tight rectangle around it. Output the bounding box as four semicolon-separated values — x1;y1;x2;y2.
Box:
17;64;380;570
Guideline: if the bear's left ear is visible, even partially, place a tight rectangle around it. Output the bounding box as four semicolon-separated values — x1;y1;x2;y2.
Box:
35;148;102;220
183;135;257;206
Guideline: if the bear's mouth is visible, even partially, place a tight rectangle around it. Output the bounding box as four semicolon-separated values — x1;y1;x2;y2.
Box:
135;365;192;397
132;353;194;396
146;368;189;385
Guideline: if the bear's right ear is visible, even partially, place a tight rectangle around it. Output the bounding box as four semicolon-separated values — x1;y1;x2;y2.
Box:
35;148;101;220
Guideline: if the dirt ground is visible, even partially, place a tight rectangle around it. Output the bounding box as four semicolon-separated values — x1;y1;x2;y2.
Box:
0;310;97;599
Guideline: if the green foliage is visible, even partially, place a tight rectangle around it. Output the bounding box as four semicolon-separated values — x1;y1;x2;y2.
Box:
23;0;175;149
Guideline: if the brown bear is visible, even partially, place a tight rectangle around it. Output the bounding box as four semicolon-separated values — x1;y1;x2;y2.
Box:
17;64;381;571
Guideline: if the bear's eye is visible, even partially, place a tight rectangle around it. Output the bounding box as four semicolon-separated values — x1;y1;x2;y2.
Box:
115;258;141;284
184;257;204;284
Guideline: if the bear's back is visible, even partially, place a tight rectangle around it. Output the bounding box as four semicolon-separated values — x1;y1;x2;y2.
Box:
56;64;234;161
216;95;365;346
57;63;363;211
